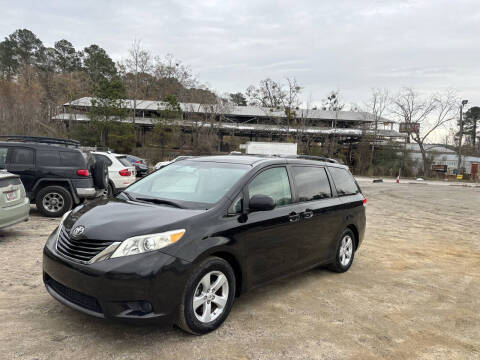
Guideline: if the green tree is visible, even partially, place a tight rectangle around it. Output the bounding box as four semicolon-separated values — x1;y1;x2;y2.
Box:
463;106;480;146
0;38;18;78
151;94;183;159
54;40;81;73
82;44;116;82
229;92;247;106
8;29;45;68
89;76;128;146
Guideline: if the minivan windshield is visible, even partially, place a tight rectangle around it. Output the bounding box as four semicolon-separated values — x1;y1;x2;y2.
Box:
125;160;250;208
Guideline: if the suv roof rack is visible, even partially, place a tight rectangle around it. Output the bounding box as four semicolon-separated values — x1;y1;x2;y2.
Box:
229;152;339;164
0;135;80;148
284;154;338;164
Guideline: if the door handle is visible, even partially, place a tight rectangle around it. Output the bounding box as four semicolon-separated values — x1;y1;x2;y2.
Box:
303;209;314;219
288;212;300;222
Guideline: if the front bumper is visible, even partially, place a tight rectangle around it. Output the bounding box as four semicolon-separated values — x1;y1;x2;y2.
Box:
42;230;192;324
0;197;29;229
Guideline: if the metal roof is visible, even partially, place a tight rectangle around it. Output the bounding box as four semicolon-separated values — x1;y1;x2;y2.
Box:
52;113;404;138
64;97;394;124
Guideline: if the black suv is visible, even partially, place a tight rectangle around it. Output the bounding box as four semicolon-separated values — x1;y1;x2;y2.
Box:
43;155;366;334
0;136;108;217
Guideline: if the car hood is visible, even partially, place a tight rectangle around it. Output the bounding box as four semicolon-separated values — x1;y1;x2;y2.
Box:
63;198;206;241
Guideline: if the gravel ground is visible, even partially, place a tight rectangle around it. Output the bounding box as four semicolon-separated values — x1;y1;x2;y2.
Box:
0;182;479;359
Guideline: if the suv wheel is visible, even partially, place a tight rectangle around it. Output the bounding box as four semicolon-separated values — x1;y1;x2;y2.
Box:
178;257;236;335
328;229;356;273
36;185;72;217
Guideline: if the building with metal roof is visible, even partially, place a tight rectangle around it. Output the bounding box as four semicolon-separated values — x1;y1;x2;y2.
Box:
53;97;404;143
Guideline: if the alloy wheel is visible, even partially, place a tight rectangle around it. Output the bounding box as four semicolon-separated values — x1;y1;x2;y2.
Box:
42;192;65;213
193;271;229;323
339;234;353;267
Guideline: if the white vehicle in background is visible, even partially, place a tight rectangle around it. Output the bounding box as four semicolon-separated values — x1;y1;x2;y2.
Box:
239;141;298;156
0;170;30;229
154;156;193;170
92;152;136;196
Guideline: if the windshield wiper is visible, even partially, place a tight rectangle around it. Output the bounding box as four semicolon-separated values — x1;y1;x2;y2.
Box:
122;191;137;201
135;197;184;209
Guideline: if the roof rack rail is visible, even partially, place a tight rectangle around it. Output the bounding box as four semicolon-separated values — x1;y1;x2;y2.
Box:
0;135;80;148
284;154;338;163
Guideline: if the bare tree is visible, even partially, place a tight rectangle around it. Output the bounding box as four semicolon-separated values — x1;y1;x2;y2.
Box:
322;91;344;157
123;39;152;124
246;78;285;108
281;78;301;140
365;88;389;173
391;88;458;176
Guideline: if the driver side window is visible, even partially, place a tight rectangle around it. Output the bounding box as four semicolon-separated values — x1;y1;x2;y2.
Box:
248;167;292;206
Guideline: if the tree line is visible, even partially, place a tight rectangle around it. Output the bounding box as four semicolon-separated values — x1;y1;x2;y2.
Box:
0;28;478;176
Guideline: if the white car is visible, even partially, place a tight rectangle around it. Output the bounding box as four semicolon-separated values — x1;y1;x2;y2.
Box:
0;170;30;229
154;156;193;170
92;152;136;196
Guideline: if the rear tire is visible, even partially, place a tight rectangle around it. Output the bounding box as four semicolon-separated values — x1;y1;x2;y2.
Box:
35;185;72;217
328;229;356;273
177;257;236;335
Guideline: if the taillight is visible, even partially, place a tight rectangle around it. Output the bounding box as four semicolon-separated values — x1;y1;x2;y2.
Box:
76;169;90;176
135;160;142;164
119;169;132;176
362;197;367;206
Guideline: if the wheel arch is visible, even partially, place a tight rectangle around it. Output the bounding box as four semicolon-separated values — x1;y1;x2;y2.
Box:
32;179;79;203
346;224;359;250
209;251;243;297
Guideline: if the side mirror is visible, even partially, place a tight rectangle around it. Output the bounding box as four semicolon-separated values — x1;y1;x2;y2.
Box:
249;195;275;212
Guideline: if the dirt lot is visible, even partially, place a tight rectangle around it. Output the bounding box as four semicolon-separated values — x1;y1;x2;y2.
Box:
0;182;479;359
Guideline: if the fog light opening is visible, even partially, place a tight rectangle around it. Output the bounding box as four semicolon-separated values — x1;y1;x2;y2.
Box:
123;301;153;316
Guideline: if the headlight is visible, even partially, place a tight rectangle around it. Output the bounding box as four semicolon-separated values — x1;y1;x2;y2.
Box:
110;229;186;258
56;210;72;238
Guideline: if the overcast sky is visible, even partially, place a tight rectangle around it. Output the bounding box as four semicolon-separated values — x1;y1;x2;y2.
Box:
1;0;480;116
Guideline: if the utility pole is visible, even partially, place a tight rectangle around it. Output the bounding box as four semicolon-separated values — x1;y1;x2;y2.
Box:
457;99;468;174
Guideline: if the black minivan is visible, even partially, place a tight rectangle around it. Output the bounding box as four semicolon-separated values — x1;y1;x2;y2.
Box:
43;155;366;334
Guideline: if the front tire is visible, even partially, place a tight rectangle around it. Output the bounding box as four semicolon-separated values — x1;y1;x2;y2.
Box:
35;185;73;217
328;229;356;273
177;257;236;335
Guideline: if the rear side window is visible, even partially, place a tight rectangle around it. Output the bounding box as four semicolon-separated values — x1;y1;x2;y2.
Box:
292;166;331;201
93;154;112;166
249;167;292;206
117;156;131;167
329;167;360;196
37;150;60;166
60;151;84;166
11;148;34;165
0;147;8;166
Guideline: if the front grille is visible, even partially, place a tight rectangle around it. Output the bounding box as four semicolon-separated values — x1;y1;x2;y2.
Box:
56;226;114;263
45;275;102;314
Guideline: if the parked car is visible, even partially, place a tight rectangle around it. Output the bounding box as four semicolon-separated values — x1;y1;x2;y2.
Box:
0;170;30;229
0;136;108;217
43;155;366;334
154;156;193;170
126;155;149;177
92;152;136;196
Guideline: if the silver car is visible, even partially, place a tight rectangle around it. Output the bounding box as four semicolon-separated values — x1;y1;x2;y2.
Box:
0;170;30;229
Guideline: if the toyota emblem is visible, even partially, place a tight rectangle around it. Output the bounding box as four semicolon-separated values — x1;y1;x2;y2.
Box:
71;225;85;237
